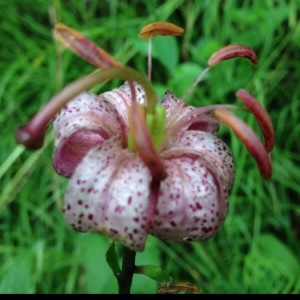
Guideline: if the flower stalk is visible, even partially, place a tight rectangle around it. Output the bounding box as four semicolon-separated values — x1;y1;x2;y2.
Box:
117;246;137;294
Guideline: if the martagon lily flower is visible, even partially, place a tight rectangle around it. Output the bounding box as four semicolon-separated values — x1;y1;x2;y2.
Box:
15;22;274;251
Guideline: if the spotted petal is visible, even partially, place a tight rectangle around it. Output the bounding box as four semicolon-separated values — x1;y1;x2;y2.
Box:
165;130;235;191
161;91;221;147
99;81;147;126
63;138;152;251
149;130;235;241
149;155;222;241
53;92;126;177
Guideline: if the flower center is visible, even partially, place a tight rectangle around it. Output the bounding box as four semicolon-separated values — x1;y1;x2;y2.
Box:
128;105;167;153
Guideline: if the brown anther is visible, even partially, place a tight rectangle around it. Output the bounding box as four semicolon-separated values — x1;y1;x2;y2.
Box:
236;89;274;153
14;125;45;150
214;108;272;179
158;282;200;294
54;23;123;69
138;21;184;39
208;44;258;67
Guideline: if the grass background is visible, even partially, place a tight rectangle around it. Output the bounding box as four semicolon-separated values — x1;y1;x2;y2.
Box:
1;0;300;294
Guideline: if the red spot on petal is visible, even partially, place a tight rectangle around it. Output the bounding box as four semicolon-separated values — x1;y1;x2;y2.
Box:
202;226;212;234
170;221;176;227
115;205;124;213
127;196;132;205
110;228;118;235
196;202;202;210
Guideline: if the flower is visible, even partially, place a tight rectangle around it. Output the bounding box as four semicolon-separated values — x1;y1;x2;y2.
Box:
15;23;274;251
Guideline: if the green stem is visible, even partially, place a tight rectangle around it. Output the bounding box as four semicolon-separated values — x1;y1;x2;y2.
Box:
118;246;137;294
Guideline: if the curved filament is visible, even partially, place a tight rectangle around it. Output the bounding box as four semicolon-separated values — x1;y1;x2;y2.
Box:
214;108;272;179
138;22;184;82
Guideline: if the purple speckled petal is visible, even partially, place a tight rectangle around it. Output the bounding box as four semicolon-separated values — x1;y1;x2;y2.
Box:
149;155;223;241
99;81;147;126
161;91;220;147
53;92;126;177
63;138;152;251
148;130;235;242
163;130;235;191
160;90;185;119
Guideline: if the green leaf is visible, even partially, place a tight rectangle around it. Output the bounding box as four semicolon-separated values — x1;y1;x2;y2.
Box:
106;241;121;279
78;234;118;294
152;36;179;73
136;265;172;283
0;250;34;294
243;234;300;293
257;234;299;277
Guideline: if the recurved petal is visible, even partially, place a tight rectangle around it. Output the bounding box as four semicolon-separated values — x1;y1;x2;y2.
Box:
63;138;152;251
162;130;235;193
160;92;220;147
53;92;126;177
160;90;184;118
99;81;147;126
148;154;226;241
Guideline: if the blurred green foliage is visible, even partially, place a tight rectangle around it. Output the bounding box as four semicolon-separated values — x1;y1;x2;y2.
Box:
0;0;299;294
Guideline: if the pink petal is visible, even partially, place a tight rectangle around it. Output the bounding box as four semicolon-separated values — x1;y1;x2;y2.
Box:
99;81;147;126
163;130;235;190
149;130;235;242
63;138;152;251
161;91;226;147
53;92;126;177
149;155;226;241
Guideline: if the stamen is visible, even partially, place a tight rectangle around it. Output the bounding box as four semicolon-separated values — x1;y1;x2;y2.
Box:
147;38;152;81
236;89;274;153
182;44;258;102
138;22;184;83
208;44;258;67
54;23;123;69
182;67;210;101
138;22;184;39
214;108;272;179
15;67;157;150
